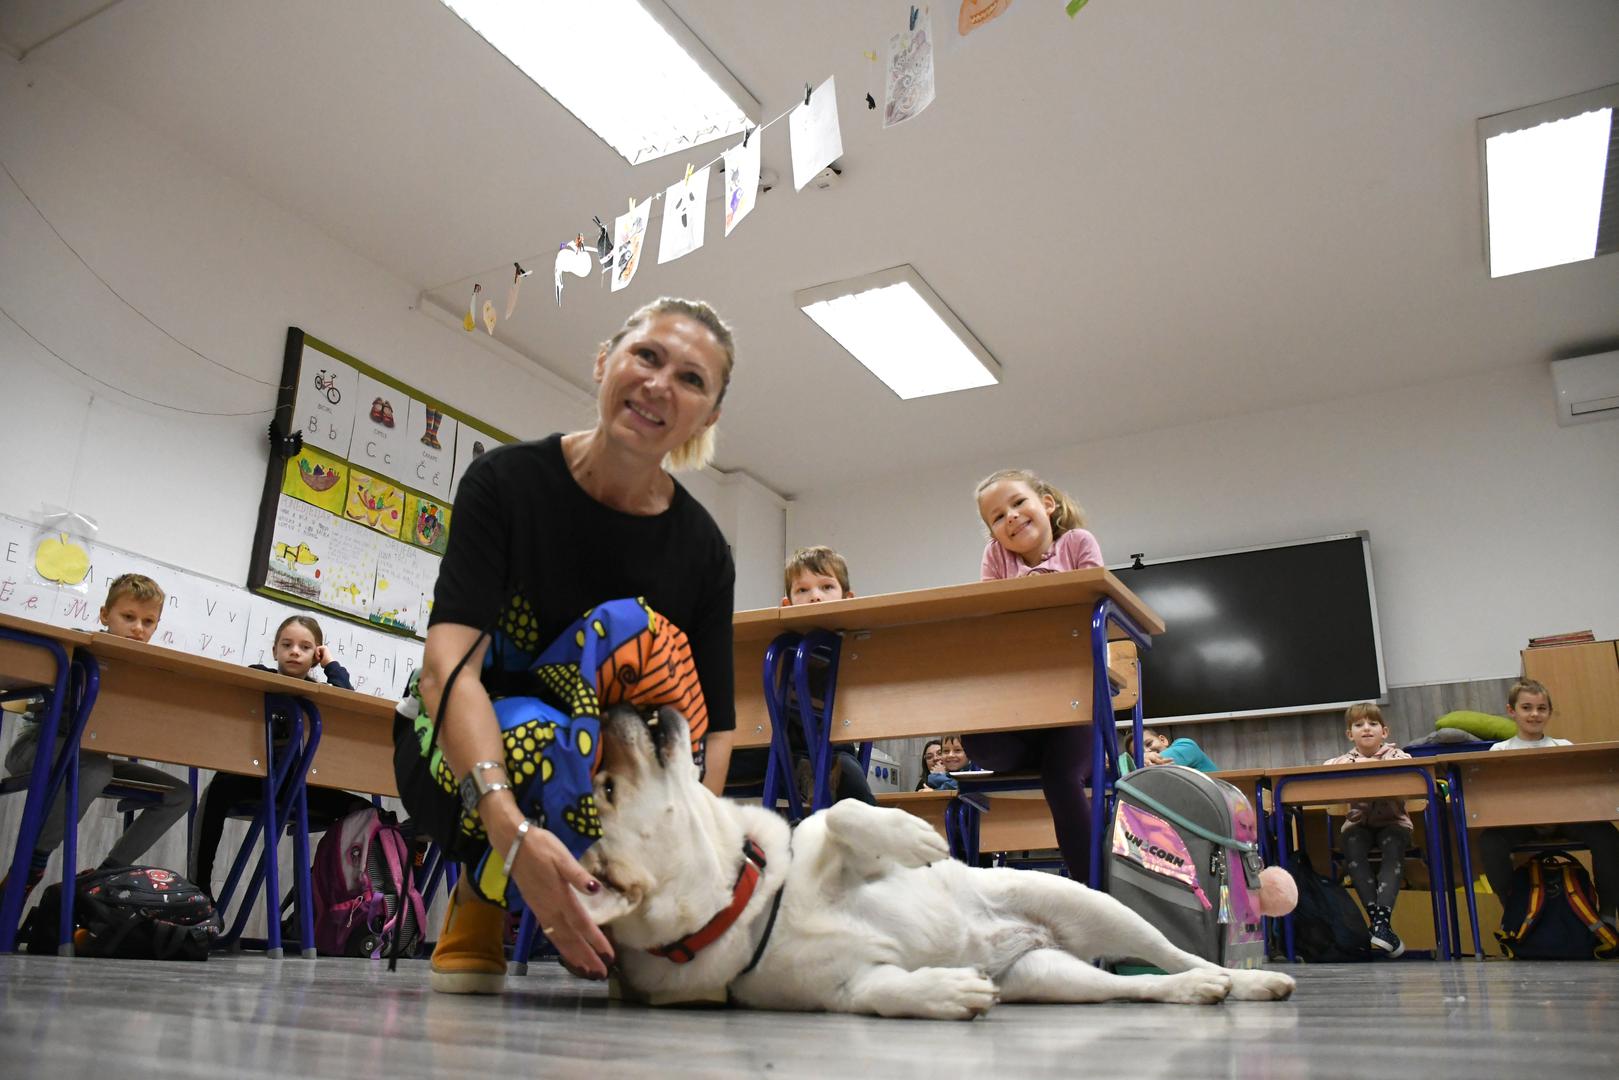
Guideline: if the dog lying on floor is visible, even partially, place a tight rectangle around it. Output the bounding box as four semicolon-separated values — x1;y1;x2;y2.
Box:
576;706;1295;1020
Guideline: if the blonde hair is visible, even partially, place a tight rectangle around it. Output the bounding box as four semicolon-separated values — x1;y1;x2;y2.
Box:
600;297;735;472
1344;702;1386;728
975;468;1086;539
104;573;165;608
1508;679;1552;711
785;546;851;595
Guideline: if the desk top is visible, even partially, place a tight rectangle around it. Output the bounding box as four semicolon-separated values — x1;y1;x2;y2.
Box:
733;568;1164;642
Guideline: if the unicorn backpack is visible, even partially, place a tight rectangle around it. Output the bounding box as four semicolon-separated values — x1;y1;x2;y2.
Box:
308;807;426;958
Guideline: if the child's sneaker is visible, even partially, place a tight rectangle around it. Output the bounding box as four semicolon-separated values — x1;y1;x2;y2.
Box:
1368;907;1405;958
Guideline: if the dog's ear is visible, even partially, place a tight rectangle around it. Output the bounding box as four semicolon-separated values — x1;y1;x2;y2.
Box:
646;706;692;769
575;882;637;925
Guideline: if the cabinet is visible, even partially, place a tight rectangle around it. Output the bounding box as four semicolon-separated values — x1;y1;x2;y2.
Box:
1520;640;1619;744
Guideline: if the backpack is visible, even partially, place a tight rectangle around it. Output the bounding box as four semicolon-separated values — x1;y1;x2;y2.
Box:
1105;766;1267;969
306;807;426;958
1496;851;1619;960
24;866;221;960
1286;851;1373;962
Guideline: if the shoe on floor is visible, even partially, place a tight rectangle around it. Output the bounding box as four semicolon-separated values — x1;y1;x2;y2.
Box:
429;882;508;994
1369;912;1405;959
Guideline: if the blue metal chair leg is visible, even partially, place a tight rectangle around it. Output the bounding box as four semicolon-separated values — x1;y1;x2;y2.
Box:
511;907;537;976
1447;765;1484;960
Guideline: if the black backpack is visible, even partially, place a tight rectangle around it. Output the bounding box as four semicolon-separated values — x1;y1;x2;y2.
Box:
1286;852;1373;962
1496;851;1619;960
25;866;222;960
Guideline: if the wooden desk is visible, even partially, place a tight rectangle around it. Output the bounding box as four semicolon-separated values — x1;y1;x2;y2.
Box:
733;569;1163;747
304;685;398;796
877;789;1059;852
0;613;88;692
1264;758;1439;808
1446;741;1619;829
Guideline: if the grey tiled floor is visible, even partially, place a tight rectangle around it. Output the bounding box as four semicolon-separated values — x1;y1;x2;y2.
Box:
2;954;1616;1078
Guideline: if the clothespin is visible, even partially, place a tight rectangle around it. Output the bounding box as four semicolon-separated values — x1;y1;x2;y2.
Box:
862;50;877;62
684;162;694;185
743;125;754;147
909;6;918;30
804;81;813;106
866;93;876;110
514;261;530;278
628;196;636;213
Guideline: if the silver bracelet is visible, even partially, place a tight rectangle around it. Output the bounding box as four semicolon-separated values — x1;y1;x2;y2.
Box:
502;819;534;877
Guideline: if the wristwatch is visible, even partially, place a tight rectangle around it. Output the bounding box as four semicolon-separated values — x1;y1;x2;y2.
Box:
458;760;512;816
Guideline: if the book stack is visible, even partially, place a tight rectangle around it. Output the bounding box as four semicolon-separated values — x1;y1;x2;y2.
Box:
1526;630;1596;648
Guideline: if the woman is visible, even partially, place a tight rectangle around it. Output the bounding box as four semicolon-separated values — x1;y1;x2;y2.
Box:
395;298;737;992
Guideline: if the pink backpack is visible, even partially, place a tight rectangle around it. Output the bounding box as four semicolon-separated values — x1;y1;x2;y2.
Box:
309;808;426;958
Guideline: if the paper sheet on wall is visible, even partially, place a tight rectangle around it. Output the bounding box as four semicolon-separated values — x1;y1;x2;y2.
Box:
790;76;843;191
162;574;253;664
244;593;303;669
611;198;651;292
657;165;710;264
0;516;59;620
723;134;761;237
349;373;416;487
885;14;937;127
404;398;458;501
265;496;330;603
317;517;382;619
343;469;406;541
281;445;348;515
393;639;424;698
403;494;450;555
293;347;359;458
449;424;502;501
371;542;438;635
320;620;398;698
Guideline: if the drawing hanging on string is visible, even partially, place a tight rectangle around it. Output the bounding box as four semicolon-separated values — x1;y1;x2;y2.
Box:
658;164;711;264
504;262;530;319
611;197;651;292
724;131;761;236
886;9;937;128
464;283;480;331
790;76;844;191
958;0;1013;37
555;236;593;305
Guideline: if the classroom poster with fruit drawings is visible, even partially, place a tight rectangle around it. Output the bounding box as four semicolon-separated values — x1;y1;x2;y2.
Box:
250;328;517;640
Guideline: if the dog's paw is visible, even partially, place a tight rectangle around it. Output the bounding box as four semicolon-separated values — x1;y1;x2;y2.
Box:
910;968;999;1021
1225;969;1295;1001
1157;969;1232;1005
876;810;952;869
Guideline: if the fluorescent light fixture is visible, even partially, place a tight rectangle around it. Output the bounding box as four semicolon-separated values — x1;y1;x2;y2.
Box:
1480;83;1619;278
441;0;758;165
796;266;1001;400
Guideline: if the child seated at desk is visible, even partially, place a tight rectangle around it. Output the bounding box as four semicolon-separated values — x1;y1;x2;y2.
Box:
1322;702;1411;957
191;614;369;900
965;469;1102;879
1479;679;1619;931
915;738;955;790
1141;728;1219;771
726;546;875;806
2;574;189;899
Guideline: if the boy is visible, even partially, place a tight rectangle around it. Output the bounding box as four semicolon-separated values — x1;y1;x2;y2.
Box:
1142;727;1218;772
1479;679;1619;928
1323;703;1412;956
727;547;876;805
2;574;191;898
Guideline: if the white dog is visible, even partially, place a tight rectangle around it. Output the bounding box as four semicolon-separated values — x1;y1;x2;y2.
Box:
576;707;1296;1020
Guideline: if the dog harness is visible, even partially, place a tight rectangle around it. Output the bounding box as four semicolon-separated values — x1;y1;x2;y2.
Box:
648;837;774;965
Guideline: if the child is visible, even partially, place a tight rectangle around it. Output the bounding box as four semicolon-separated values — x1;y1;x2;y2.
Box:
1322;703;1411;957
2;574;190;898
964;469;1104;880
728;547;875;806
191;614;368;899
1479;679;1619;928
1141;728;1219;771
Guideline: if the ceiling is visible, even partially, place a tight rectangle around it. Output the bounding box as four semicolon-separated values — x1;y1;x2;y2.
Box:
4;0;1618;497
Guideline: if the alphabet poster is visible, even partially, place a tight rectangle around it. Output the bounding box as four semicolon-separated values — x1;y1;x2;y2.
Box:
252;328;516;642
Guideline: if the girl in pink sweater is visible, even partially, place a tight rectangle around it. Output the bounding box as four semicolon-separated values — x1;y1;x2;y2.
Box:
1323;702;1412;957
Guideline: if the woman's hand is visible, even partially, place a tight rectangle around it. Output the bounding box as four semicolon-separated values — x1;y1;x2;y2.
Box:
505;821;615;978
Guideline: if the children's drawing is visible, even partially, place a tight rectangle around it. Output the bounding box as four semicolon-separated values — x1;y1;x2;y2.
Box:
344;469;406;540
464;283;480;332
482;298;497;335
371;542;439;635
723;134;762;237
555;237;593;306
299;460;341;491
318;517;381;618
611;198;651;293
505;261;531;320
406;494;451;555
886;13;937;128
281;444;346;514
658;165;711;264
958;0;1012;36
790;76;844;191
267;496;329;602
291;348;358;459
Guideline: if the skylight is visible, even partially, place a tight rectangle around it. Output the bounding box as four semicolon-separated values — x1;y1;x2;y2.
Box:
1480;84;1619;278
796;266;1001;400
441;0;757;165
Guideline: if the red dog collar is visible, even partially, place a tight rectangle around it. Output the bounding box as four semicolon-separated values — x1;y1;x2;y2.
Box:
648;838;767;964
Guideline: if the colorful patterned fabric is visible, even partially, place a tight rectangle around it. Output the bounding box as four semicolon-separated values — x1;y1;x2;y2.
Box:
399;596;707;907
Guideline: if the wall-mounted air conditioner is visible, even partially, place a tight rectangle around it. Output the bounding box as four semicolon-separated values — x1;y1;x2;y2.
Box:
1550;351;1619;426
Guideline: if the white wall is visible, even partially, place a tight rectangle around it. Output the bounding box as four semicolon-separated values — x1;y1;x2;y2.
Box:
0;54;783;610
786;363;1619;687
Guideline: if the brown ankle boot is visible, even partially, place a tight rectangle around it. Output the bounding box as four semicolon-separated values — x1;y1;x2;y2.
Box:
429;879;508;994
